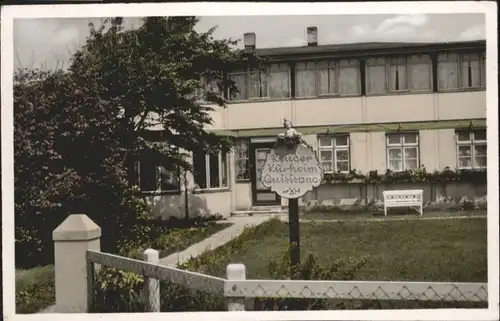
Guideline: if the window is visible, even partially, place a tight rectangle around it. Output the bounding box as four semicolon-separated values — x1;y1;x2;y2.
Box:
193;151;229;189
456;129;487;169
409;54;432;91
194;76;220;102
367;55;432;94
389;57;408;92
137;155;180;193
295;59;360;97
437;52;459;90
229;63;291;101
317;135;350;173
295;61;317;98
228;72;248;101
338;59;360;95
481;53;486;86
249;69;268;99
268;63;290;99
318;61;337;95
438;51;486;90
386;133;419;171
460;53;482;88
235;139;250;180
366;57;387;94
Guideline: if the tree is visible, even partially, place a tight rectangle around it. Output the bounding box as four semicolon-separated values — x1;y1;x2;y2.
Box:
70;16;258;169
14;17;259;268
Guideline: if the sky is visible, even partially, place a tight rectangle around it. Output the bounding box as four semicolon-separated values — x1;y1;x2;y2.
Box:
13;13;486;70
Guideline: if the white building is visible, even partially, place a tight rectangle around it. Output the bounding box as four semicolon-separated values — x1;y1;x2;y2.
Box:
138;28;486;219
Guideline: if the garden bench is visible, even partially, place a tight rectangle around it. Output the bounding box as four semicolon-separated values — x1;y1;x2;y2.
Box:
382;189;424;216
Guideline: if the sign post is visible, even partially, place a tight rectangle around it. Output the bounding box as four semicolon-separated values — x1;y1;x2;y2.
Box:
261;119;324;269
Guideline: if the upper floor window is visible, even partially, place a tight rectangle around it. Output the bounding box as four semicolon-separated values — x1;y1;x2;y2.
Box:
193;76;220;102
366;55;432;94
235;139;250;181
386;133;419;171
249;69;268;99
438;52;486;91
317;135;350;173
366;57;387;94
228;64;290;101
137;154;180;193
456;129;487;169
193;150;229;190
295;59;360;98
389;57;408;92
409;54;432;91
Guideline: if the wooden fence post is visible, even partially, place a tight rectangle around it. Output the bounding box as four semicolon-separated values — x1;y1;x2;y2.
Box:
143;248;161;312
52;214;101;313
226;264;247;311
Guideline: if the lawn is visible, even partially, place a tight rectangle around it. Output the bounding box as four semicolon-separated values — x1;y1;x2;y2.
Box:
16;265;55;314
15;222;232;314
194;217;487;283
301;210;487;222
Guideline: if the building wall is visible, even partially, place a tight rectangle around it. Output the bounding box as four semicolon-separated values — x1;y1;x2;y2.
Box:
205;91;485;130
234;183;252;210
145;151;235;219
438;128;458;169
143;125;479;216
143;90;485;217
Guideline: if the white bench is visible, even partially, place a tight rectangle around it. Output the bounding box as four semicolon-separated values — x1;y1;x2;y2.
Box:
382;189;424;216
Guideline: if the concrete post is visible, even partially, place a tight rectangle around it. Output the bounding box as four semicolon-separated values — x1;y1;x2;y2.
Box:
52;214;101;313
143;249;161;312
226;264;247;311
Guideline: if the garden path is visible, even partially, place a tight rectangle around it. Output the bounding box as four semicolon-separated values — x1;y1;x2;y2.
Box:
158;215;276;266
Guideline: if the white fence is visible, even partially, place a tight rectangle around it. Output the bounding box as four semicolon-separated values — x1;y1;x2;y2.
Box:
52;214;488;313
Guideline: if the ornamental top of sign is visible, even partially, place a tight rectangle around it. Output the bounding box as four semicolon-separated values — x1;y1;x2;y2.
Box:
279;119;301;138
276;118;312;149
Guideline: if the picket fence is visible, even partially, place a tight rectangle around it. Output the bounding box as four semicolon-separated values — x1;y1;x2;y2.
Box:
51;214;488;313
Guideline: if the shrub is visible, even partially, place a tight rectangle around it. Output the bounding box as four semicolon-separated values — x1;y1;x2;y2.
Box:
93;268;145;313
254;245;369;310
93;266;226;312
92;221;233;312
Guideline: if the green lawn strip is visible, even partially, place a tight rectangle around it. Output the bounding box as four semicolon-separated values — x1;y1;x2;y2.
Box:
16;265;55;314
302;210;487;222
189;218;487;283
15;222;232;314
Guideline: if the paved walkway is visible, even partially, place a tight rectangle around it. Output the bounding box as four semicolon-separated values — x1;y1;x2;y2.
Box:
159;215;274;266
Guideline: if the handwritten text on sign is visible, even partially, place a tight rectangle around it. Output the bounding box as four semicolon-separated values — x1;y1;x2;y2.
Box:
260;145;324;199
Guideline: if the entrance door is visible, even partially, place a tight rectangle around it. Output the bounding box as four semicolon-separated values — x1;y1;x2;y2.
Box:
250;143;281;206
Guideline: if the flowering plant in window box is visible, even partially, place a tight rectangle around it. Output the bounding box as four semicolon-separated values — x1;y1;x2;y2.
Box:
321;166;487;185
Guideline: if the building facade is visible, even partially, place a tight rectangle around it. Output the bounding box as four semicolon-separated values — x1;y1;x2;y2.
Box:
139;31;487;219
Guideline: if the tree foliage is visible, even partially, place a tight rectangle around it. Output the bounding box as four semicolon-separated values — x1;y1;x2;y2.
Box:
14;16;257;268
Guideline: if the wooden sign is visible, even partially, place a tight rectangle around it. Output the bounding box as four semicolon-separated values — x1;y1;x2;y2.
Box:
260;144;323;199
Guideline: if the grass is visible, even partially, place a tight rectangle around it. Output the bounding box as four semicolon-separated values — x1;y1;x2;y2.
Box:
195;217;487;283
301;210;487;221
16;265;55;314
15;222;233;314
